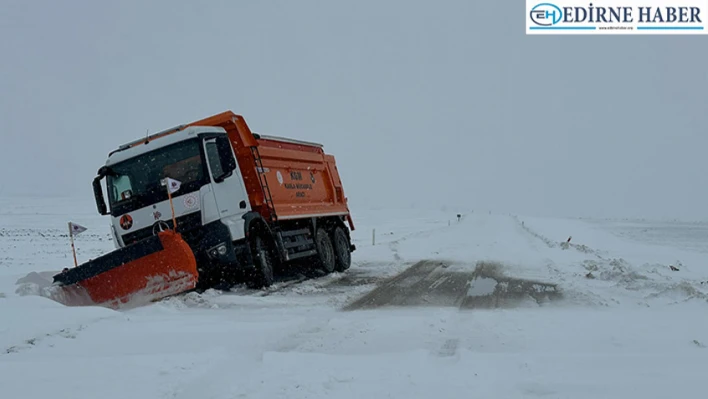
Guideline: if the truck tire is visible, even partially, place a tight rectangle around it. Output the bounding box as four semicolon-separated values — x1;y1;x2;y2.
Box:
332;226;351;272
313;227;336;274
247;234;275;288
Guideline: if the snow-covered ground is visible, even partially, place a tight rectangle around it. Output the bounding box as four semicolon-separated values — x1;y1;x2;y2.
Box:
1;197;707;399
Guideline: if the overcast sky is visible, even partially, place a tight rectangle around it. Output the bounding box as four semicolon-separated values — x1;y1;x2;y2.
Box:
1;0;706;220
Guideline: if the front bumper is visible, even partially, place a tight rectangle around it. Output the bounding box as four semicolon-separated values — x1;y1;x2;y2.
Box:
122;215;255;276
179;221;254;277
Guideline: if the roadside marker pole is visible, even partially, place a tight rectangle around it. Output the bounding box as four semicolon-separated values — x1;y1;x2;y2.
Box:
166;185;178;232
162;177;182;232
372;229;376;246
68;222;78;267
67;222;87;267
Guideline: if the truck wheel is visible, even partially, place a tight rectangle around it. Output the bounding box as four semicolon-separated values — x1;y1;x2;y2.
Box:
248;234;275;288
332;227;351;272
313;228;336;274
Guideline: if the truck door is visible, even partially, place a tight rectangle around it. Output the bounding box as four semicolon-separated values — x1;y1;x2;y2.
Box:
203;136;251;241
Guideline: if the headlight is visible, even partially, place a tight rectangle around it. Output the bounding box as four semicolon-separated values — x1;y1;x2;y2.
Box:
209;243;229;258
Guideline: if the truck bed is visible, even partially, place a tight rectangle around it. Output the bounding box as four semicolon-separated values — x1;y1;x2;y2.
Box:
186;111;354;229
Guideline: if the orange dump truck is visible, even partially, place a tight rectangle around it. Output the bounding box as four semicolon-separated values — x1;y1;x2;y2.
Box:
52;111;355;308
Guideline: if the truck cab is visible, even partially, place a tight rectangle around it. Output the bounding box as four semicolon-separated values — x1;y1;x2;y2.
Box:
93;126;256;285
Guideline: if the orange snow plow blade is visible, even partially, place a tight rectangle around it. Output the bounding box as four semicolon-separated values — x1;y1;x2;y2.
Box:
50;230;198;310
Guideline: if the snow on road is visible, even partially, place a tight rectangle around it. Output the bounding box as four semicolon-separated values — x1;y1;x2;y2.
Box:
1;197;707;398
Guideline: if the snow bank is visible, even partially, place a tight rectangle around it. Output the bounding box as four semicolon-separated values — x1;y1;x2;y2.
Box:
518;215;708;306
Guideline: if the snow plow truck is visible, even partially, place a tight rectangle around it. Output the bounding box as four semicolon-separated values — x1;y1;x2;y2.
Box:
51;111;356;309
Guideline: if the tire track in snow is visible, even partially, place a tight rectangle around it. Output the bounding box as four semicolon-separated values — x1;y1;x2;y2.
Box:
164;316;339;399
379;219;459;262
2;315;116;356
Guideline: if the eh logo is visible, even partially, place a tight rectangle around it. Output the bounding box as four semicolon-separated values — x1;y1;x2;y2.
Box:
530;3;563;26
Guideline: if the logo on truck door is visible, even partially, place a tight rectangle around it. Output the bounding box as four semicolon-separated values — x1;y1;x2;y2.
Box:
183;193;198;209
119;214;133;230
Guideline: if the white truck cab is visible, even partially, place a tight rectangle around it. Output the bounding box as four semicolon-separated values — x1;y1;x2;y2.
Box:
93;125;256;284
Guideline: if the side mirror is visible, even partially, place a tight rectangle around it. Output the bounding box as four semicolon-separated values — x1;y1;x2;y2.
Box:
93;175;109;215
93;166;116;216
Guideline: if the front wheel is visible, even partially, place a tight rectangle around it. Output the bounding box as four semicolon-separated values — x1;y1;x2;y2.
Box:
247;234;275;288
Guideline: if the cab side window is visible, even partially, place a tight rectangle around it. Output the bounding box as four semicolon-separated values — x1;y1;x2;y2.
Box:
205;141;224;179
206;137;236;182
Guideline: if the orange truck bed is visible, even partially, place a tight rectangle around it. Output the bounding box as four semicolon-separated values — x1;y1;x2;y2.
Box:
186;111;354;230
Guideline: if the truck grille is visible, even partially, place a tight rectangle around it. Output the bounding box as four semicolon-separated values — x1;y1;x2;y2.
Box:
121;211;203;246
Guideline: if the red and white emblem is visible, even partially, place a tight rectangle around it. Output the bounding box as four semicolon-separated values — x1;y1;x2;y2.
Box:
119;214;133;230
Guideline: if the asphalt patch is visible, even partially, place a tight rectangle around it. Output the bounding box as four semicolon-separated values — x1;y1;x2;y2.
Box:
342;260;561;311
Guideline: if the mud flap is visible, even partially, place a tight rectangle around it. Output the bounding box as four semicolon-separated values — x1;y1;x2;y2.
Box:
51;230;198;309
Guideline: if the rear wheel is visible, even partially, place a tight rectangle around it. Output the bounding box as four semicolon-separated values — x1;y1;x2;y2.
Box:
332;226;351;272
247;234;275;288
313;227;336;274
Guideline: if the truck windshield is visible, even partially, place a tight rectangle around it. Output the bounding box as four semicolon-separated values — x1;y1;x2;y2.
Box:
106;138;207;216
